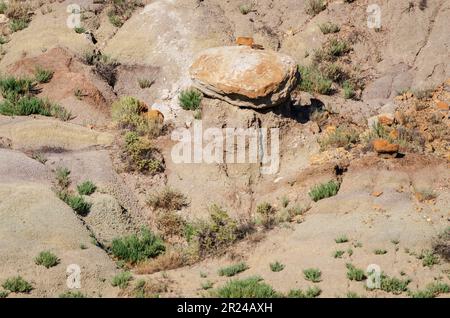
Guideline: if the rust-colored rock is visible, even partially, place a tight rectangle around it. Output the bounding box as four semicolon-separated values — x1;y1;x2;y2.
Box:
436;100;449;111
143;109;164;124
190;46;298;108
373;139;399;154
236;37;254;47
378;115;394;126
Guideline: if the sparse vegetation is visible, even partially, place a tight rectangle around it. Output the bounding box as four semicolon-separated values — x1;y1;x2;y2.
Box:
270;261;285;272
287;286;321;298
74;27;86;34
122;132;164;174
135;250;186;275
108;0;142;28
335;235;349;244
417;250;439;267
147;187;189;211
111;227;165;264
239;4;253;15
77;181;97;196
32;152;47;164
214;276;279;298
409;282;449;298
309;180;340;202
201;281;214;290
35;251;59;268
55;168;71;196
0;290;9;298
415;188;437;202
0;76;70;120
111;271;133;289
342;80;356;99
298;65;332;95
65;195;92;216
112;96;148;133
256;202;276;229
195;205;238;257
333;250;345;258
138;78;154;89
2;276;33;293
179;89;202;111
303;268;322;283
34;67;54;84
318;126;359;150
374;249;388;255
380;274;411;294
346;263;366;281
433;227;450;262
59;291;87;298
305;0;326;16
218;262;249;277
319;22;340;34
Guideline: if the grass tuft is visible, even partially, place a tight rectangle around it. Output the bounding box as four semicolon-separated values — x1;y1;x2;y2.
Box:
35;251;59;268
218;262;249;277
309;180;340;202
303;268;322;283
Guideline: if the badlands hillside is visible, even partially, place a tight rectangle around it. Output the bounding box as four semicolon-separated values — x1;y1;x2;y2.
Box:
0;0;449;298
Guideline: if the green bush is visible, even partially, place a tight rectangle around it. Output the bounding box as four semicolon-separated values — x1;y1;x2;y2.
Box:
55;167;71;189
319;22;340;34
303;268;322;283
305;0;326;16
318;126;359;150
333;250;345;258
195;205;238;257
123;132;164;174
35;251;59;268
214;276;279;298
74;27;86;34
335;235;348;243
418;250;439;267
10;18;28;32
380;274;411;294
179;89;202;111
287;286;321;298
346;263;366;281
111;228;165;264
2;276;33;293
0;76;34;101
218;262;249;277
298;65;332;95
309;180;340;202
0;76;70;120
111;271;133;289
66;195;91;216
77;180;97;196
256;202;276;229
0;2;7;14
409;282;449;298
270;261;285;272
34;67;54;83
342;80;355;99
0;290;9;298
112;96;148;133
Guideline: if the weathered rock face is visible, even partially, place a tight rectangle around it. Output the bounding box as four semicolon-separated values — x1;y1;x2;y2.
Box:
189;46;298;108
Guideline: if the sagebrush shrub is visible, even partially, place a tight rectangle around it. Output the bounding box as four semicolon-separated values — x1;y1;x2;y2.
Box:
2;276;32;293
111;228;165;263
214;276;279;298
35;251;59;268
179;89;202;111
77;180;97;196
309;180;340;202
